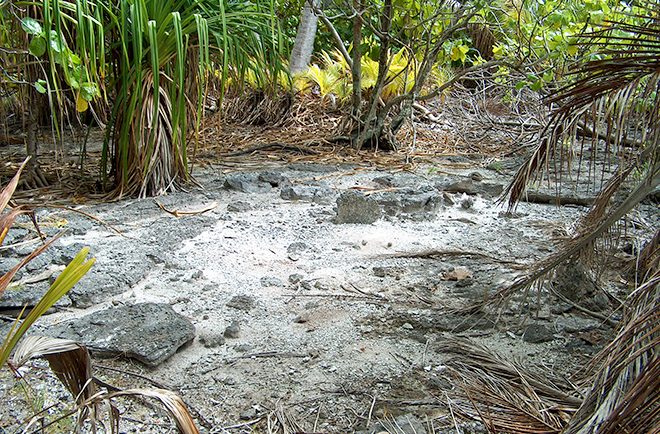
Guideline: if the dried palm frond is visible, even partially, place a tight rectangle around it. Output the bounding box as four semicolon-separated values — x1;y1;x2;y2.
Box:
11;336;98;428
444;338;581;434
12;336;97;403
635;228;659;283
102;388;200;434
562;271;659;434
11;336;200;434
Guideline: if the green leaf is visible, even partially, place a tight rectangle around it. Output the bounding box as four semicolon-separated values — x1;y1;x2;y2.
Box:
515;80;527;91
29;36;47;57
450;44;469;63
21;17;42;35
530;80;543;91
34;80;48;94
49;30;67;53
80;82;99;101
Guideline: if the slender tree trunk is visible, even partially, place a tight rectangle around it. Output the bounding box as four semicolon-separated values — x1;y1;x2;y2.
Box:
289;0;321;74
350;0;363;118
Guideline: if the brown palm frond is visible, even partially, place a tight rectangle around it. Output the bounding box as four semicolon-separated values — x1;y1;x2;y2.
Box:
0;157;30;213
103;388;200;434
635;228;660;282
11;336;97;404
562;271;659;434
444;338;581;433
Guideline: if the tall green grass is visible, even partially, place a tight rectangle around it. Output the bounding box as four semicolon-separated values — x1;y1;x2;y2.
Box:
2;0;285;197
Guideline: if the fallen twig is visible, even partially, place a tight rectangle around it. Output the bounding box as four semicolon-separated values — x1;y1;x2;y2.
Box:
154;200;218;217
220;142;321;157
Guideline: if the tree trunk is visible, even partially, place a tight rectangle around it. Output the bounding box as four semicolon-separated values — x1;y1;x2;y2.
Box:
289;0;321;74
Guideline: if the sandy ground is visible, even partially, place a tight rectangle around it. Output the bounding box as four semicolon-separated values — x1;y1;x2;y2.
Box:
2;152;649;433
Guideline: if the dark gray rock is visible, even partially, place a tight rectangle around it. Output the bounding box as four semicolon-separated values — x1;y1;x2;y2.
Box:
227;201;253;212
0;280;72;310
0;257;22;280
374;189;442;219
258;171;286;186
288;273;304;284
401;192;442;214
24;255;52;273
224;173;271;193
372;175;395;187
523;323;555;343
0;227;29;252
553;262;599;305
440;179;504;198
335;191;381;224
555;316;600;333
287;242;315;255
280;185;334;203
51;243;87;265
68;258;151;308
48;303;195;367
226;295;255;312
461;196;474;209
239;407;258;420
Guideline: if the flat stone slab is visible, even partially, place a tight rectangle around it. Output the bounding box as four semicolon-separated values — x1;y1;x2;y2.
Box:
48;303;195;367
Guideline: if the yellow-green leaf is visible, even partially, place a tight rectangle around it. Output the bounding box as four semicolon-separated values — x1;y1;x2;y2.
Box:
76;93;89;112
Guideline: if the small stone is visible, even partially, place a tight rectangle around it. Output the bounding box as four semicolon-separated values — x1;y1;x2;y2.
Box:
260;276;284;287
294;313;310;324
523;323;555;343
224;321;240;339
460;196;474;209
470;172;484;181
191;270;203;279
402;322;414;330
555;316;600;333
239;407;258;420
224;173;271;193
227;201;253;212
226;295;255;312
314;278;335;291
442;192;455;206
258;171;285;186
199;332;225;348
289;274;304;284
455;276;473;287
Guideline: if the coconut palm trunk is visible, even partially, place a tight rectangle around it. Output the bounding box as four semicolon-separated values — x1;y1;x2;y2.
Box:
289;0;320;74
